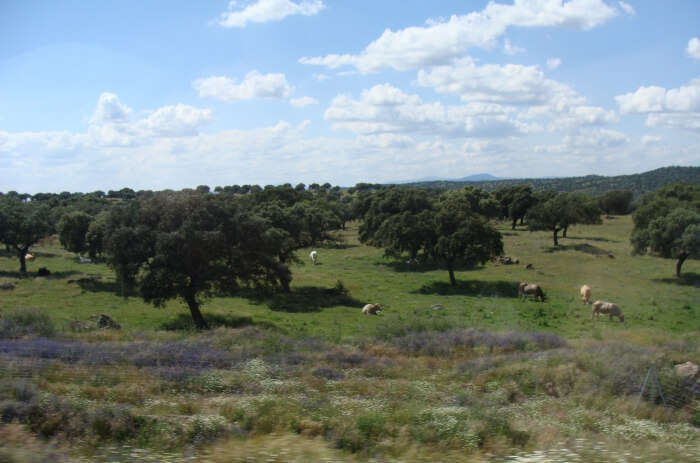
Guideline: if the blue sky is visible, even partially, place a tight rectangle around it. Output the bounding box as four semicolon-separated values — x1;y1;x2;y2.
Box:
1;0;698;193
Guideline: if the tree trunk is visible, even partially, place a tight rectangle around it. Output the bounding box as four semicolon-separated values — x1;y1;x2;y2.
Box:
447;262;456;286
511;218;517;230
676;253;689;277
520;217;524;225
562;226;568;238
552;228;560;247
18;252;27;274
280;276;291;293
185;292;209;329
118;270;129;299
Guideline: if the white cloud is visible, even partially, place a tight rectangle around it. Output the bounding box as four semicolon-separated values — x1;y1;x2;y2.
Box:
646;113;700;132
416;58;617;131
358;133;415;149
546;57;562;69
90;92;132;124
417;57;580;106
217;0;324;28
503;38;525;55
641;135;662;145
290;96;319;107
548;105;619;129
618;1;635;15
140;104;213;136
563;128;629;148
687;38;700;60
615;78;700;113
313;73;330;81
325;83;533;139
301;0;617;73
615;77;700;131
193;71;293;101
83;93;214;147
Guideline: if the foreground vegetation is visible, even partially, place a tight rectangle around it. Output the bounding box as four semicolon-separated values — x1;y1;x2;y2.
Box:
0;212;698;461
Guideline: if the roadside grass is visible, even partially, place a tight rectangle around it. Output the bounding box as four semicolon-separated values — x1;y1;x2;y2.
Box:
0;326;697;462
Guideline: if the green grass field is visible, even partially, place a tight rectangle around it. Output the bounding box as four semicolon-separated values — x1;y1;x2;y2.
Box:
1;215;698;340
0;215;698;462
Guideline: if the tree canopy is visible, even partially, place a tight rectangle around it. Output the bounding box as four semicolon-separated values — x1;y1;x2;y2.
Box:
58;211;92;256
358;187;503;285
598;190;634;215
631;182;700;276
526;193;601;246
0;198;53;273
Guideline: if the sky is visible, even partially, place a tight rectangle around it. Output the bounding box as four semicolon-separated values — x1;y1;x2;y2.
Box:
0;0;698;193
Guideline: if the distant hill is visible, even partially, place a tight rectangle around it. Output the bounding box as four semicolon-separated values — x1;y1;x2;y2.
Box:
395;166;700;197
395;173;503;183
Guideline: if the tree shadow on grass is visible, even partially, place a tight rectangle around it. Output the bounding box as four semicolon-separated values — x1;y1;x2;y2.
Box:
0;269;80;279
72;278;139;297
564;236;619;243
161;313;277;331
414;280;520;297
32;251;62;258
544;243;612;256
260;285;363;313
322;242;359;250
378;258;483;273
654;273;700;288
378;260;444;273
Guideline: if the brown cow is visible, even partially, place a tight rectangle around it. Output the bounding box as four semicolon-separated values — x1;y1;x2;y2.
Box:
519;282;545;301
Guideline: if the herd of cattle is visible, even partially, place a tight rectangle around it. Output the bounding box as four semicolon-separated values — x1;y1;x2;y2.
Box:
360;282;624;322
305;250;625;322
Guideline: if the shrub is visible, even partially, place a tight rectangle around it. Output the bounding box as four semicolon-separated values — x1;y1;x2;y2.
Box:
392;329;565;356
312;367;345;380
0;308;55;339
90;405;147;441
188;414;228;445
0;424;71;463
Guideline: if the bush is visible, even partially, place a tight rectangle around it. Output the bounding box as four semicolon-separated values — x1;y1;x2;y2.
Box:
312;367;345;380
0;308;55;339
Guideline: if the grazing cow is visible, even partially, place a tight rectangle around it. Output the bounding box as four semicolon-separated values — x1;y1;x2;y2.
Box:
310;250;318;265
591;300;624;322
519;282;546;301
580;285;592;304
25;253;35;261
362;303;382;315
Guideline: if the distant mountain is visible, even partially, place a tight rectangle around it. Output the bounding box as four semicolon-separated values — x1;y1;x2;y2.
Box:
397;166;700;197
456;173;503;181
394;173;503;184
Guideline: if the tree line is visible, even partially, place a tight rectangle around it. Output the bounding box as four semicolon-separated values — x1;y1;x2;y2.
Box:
400;166;699;198
1;181;697;328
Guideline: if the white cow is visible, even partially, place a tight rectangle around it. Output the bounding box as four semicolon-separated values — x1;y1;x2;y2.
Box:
580;285;591;304
591;300;624;322
310;250;318;265
362;303;382;315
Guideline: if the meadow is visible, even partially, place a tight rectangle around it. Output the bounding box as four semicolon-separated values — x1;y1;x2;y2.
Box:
0;215;698;462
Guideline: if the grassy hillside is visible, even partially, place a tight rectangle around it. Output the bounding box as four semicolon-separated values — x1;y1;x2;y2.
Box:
399;166;700;197
0;216;698;462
